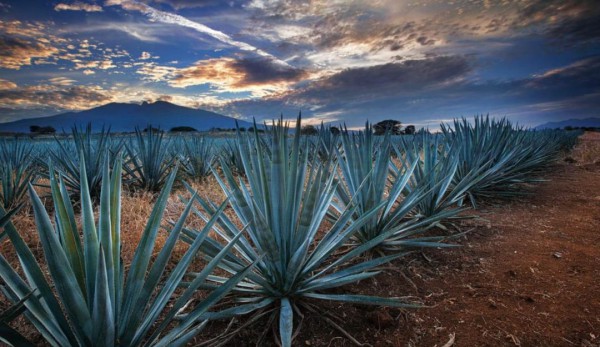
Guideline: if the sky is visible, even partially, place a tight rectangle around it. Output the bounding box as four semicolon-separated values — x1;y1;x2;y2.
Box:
0;0;599;129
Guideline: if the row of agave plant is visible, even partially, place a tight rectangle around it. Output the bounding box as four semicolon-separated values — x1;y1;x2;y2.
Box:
0;116;581;346
0;124;232;209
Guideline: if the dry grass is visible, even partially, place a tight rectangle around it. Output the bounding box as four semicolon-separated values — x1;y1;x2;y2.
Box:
570;131;600;164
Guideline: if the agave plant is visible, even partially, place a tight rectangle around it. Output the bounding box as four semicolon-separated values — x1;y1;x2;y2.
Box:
306;122;340;164
179;118;420;347
0;154;255;346
48;124;113;199
394;133;478;224
218;139;245;175
333;124;459;251
441;116;563;206
0;138;37;209
124;127;176;192
179;135;215;180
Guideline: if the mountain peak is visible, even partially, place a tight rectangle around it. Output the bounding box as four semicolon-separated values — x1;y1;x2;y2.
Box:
0;102;252;133
535;117;600;129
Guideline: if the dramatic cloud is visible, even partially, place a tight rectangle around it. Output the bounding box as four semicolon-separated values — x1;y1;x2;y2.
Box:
0;36;60;69
0;0;599;127
512;0;600;45
0;85;112;111
54;2;103;12
106;0;288;64
171;57;306;92
146;0;225;10
305;56;471;99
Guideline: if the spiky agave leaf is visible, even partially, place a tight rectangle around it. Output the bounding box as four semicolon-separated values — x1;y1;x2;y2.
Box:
179;135;215;180
47;124;113;199
394;133;478;223
441;116;567;206
332;124;460;251
0;288;36;347
0;138;37;209
0;152;255;346
124;127;176;192
180;117;420;347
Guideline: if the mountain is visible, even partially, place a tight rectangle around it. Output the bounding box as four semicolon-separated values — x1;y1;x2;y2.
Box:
0;101;254;133
535;117;600;130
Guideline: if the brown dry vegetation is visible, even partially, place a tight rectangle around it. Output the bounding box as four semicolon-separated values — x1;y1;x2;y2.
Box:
1;132;599;346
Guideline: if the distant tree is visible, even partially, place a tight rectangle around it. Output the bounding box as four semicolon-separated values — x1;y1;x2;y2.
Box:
374;120;402;135
143;126;162;133
564;126;574;131
238;127;246;132
301;125;318;136
30;125;56;134
330;126;340;135
404;125;416;135
247;127;265;133
170;126;197;132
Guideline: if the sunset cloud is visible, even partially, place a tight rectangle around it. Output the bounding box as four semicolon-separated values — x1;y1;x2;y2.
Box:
0;36;60;69
169;57;307;96
54;2;103;12
0;79;17;90
48;77;77;86
0;0;598;127
0;84;112;111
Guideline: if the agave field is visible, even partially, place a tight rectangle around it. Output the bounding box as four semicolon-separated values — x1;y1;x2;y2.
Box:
0;116;582;346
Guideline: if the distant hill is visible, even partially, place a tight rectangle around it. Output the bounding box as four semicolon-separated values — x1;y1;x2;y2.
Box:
0;101;254;133
535;117;600;130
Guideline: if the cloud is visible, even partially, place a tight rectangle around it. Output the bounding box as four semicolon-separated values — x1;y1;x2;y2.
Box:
299;55;472;102
215;54;600;127
136;62;177;82
99;59;116;69
105;0;289;65
145;0;225;10
140;51;151;60
0;36;60;69
473;1;599;46
0;84;112;111
213;55;474;122
169;57;307;96
64;21;167;42
54;2;103;12
0;20;50;39
48;77;77;86
0;79;17;90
